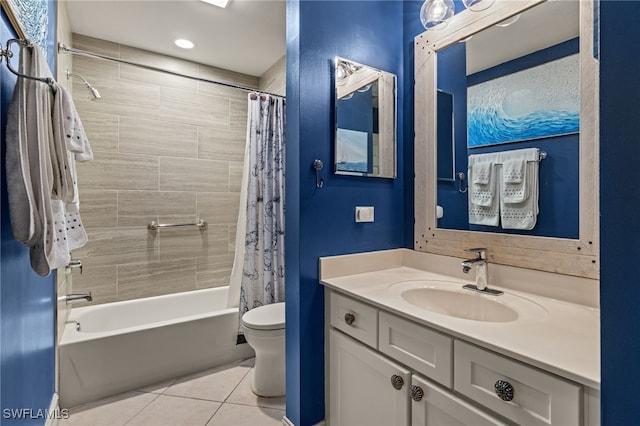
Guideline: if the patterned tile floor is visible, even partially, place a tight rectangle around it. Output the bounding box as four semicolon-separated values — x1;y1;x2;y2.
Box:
60;358;285;426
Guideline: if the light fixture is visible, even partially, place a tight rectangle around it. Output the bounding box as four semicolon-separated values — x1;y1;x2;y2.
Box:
495;13;521;27
420;0;455;30
200;0;231;8
462;0;495;12
174;39;194;49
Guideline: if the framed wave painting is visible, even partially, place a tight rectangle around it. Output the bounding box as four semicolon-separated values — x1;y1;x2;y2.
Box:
467;54;579;148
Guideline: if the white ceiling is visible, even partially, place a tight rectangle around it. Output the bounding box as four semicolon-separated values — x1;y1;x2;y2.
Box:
65;0;286;77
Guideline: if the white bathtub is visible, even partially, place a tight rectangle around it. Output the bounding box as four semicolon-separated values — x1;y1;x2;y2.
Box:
59;286;254;408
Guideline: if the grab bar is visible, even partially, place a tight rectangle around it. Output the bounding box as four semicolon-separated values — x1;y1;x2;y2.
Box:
147;219;208;232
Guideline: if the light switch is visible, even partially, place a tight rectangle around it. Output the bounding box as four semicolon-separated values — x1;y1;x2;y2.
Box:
355;206;374;223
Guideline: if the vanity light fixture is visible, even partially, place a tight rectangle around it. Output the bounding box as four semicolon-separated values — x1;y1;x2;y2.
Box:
420;0;455;30
495;13;522;27
174;39;194;49
200;0;231;7
462;0;495;12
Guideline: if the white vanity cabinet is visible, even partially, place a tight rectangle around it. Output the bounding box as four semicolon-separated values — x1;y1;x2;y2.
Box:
327;290;598;426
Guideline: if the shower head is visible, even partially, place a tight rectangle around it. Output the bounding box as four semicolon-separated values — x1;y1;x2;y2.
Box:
66;69;101;100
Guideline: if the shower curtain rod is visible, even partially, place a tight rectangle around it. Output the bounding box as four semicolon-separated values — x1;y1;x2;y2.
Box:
57;43;284;98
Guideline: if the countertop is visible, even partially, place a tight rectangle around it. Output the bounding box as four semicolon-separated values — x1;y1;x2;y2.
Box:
320;250;600;390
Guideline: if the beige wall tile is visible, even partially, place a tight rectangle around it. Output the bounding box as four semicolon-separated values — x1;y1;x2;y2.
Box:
79;111;119;153
120;45;199;92
228;161;244;193
198;127;245;162
71;55;120;84
197;192;240;225
259;55;286;97
159;157;228;192
117;259;197;301
119;117;198;158
228;224;237;254
56;270;70;342
229;99;248;133
77;152;159;191
72;33;120;57
73;78;160;121
159;224;229;261
159;87;230;128
69;265;118;306
118;191;197;227
73;227;159;268
79;190;118;228
196;254;234;289
197;64;258;100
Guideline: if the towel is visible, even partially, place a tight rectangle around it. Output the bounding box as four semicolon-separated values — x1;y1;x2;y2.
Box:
468;153;500;227
5;44;40;245
500;148;540;230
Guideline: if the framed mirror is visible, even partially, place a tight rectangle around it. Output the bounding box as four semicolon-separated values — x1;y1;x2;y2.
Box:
414;0;599;278
334;57;397;178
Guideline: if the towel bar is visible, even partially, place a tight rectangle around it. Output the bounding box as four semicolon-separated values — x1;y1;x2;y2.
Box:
147;219;207;232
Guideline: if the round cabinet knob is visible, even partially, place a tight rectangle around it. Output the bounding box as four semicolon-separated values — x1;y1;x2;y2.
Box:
494;379;515;402
344;312;355;326
390;374;404;390
410;385;424;402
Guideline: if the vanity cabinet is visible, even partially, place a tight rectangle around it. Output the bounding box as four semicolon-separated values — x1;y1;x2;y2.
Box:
327;290;597;426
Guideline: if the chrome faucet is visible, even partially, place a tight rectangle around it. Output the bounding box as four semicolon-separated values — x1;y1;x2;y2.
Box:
59;292;93;304
461;248;503;295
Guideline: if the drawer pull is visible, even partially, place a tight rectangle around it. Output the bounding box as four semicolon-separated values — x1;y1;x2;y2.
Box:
344;312;355;325
410;385;424;402
390;374;404;390
494;379;515;402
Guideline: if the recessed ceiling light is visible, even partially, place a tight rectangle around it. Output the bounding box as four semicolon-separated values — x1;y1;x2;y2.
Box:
174;39;194;49
200;0;231;8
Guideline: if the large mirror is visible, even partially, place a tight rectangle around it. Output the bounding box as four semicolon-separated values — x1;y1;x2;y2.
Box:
334;57;397;178
414;0;599;278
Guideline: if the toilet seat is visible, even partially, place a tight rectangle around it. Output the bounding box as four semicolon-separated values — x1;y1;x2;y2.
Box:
241;302;285;330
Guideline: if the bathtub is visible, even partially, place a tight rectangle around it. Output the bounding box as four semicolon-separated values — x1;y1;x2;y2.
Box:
59;286;254;408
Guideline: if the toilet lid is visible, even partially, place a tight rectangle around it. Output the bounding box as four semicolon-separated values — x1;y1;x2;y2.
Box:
242;302;285;330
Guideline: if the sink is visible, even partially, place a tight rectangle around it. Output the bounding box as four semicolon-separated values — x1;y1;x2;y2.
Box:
390;280;547;323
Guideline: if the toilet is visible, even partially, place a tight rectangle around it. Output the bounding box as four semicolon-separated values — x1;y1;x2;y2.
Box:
241;302;285;397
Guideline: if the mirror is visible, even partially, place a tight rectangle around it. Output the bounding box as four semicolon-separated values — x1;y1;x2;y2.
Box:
436;1;580;238
414;0;599;278
334;57;397;178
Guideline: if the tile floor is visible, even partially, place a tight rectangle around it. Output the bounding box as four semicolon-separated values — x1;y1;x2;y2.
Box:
61;358;285;426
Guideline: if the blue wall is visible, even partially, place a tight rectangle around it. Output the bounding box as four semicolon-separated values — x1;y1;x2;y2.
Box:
600;1;640;424
1;4;57;425
286;1;409;424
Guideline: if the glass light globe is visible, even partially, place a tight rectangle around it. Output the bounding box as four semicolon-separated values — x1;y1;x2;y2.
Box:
462;0;495;12
420;0;455;30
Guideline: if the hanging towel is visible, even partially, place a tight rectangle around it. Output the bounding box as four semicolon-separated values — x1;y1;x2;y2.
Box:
5;44;41;245
500;148;540;230
468;153;500;227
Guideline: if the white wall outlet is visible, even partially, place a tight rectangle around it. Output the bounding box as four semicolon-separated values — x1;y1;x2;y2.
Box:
355;206;374;223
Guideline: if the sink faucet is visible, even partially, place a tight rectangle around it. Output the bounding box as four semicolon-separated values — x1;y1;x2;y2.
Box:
59;292;93;304
461;248;503;295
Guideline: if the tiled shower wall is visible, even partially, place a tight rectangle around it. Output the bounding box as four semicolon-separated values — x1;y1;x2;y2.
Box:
70;34;262;305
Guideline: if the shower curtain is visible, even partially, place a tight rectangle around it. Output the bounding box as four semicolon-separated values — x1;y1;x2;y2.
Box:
231;93;286;328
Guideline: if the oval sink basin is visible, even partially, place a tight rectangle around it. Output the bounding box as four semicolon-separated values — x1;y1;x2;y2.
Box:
401;288;518;322
390;280;547;323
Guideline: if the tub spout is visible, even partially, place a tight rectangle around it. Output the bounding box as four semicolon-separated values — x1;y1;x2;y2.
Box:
59;292;93;304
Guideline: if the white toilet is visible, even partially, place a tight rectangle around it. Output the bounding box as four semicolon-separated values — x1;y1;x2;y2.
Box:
241;302;285;397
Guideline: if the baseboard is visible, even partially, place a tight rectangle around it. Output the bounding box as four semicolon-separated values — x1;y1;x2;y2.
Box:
282;415;326;426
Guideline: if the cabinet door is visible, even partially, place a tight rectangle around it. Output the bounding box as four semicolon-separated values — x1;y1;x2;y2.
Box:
330;329;410;426
411;375;507;426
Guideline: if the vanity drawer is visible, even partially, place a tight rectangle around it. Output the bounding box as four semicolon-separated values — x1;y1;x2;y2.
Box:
379;312;452;388
330;292;378;348
454;341;582;426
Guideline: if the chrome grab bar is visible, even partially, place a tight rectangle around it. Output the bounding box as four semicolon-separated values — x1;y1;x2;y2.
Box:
147;219;207;232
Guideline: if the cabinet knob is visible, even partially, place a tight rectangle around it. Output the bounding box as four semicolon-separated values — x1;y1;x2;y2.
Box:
410;385;424;402
390;374;404;390
344;312;355;326
494;379;514;402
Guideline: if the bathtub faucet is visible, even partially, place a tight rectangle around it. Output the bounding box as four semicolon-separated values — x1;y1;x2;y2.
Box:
59;292;93;304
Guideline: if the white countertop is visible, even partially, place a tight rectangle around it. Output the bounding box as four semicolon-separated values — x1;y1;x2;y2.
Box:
320;250;600;390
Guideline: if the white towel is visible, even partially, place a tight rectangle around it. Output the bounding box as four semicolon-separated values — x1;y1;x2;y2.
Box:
468;153;500;227
500;148;540;230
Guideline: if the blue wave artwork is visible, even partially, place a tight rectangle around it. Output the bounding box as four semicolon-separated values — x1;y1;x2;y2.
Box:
467;54;579;147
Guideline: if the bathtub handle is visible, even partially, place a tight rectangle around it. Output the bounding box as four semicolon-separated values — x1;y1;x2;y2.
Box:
68;259;83;274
